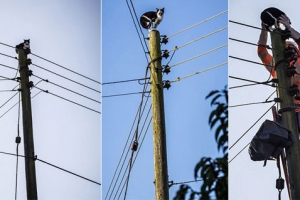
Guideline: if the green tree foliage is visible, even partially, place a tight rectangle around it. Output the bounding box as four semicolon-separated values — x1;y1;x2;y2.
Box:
174;86;228;200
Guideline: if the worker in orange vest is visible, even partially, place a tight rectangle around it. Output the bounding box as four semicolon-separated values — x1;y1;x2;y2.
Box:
258;14;300;128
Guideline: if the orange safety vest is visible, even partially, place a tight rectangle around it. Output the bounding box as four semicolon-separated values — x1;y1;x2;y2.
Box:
257;43;300;111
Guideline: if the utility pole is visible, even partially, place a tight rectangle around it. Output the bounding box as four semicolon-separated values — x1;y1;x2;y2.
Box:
271;29;300;199
18;45;38;199
149;30;169;200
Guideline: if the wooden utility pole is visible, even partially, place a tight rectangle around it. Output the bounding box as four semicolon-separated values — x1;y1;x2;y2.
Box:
271;29;300;199
18;47;38;199
149;30;169;200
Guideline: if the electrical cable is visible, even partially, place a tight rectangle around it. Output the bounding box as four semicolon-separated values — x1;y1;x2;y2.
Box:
0;92;19;109
102;91;150;98
34;86;101;114
171;62;227;83
102;77;150;85
105;95;151;199
0;42;15;49
229;37;284;53
0;63;18;71
229;103;275;151
117;116;152;200
229;55;268;66
125;0;149;62
30;53;101;85
31;63;101;94
0;91;42;119
229;100;274;108
0;151;101;185
0;52;18;60
15;90;21;200
107;67;151;199
168;26;228;53
32;74;101;104
166;10;228;39
169;44;227;69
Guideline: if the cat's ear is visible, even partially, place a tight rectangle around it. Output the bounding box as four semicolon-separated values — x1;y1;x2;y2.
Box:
156;8;159;11
162;8;164;11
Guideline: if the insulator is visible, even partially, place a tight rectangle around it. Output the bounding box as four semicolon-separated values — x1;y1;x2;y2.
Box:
163;65;171;74
163;80;171;90
26;58;32;65
27;81;34;88
161;35;168;44
27;70;33;76
162;50;169;59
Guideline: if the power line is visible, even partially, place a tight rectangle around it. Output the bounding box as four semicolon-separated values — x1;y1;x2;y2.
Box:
125;0;149;62
168;26;228;53
229;55;267;66
229;100;274;108
31;63;101;94
0;151;101;185
229;103;275;151
114;108;152;199
102;77;150;85
34;86;101;114
169;179;204;188
171;62;227;83
32;74;101;104
30;53;101;85
15;92;21;200
0;91;42;119
106;97;152;199
0;52;18;60
167;10;228;39
0;91;19;109
169;44;227;69
229;142;250;163
229;20;262;31
0;42;15;49
0;63;18;71
102;91;150;98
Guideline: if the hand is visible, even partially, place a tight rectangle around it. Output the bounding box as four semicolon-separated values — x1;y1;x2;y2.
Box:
261;22;267;30
278;14;291;29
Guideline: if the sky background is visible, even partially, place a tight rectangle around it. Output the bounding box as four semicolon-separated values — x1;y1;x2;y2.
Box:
0;1;101;200
229;1;300;199
102;1;227;199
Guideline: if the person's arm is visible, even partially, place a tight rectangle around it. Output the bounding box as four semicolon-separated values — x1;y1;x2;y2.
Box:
258;22;268;46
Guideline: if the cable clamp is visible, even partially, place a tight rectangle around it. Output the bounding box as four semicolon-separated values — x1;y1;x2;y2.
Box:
278;107;294;114
131;140;138;151
160;35;168;44
15;136;21;144
289;84;299;96
273;98;282;103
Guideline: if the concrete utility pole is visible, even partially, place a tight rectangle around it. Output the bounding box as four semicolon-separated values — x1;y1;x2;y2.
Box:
18;47;38;199
271;29;300;199
149;30;169;200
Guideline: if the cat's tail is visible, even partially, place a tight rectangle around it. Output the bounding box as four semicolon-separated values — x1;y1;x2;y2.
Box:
140;15;151;29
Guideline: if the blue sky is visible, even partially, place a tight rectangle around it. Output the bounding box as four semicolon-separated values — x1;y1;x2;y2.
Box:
0;1;101;199
229;1;300;199
102;1;227;199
